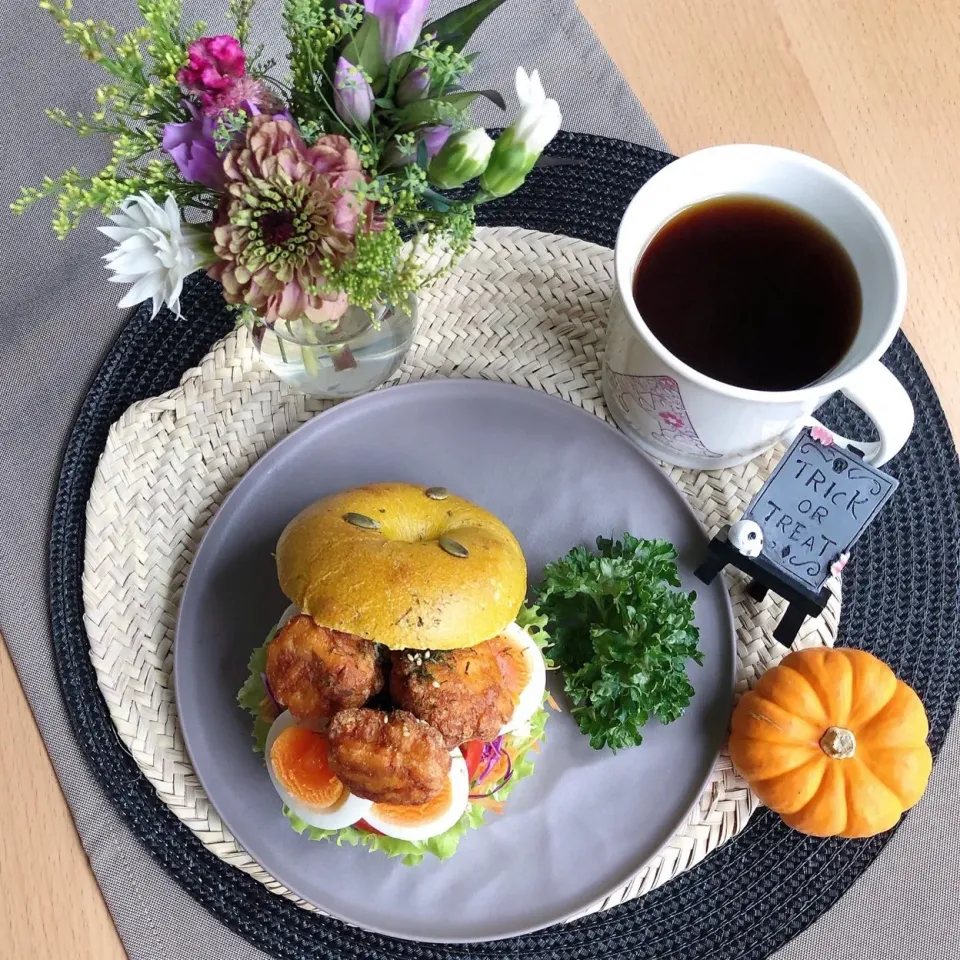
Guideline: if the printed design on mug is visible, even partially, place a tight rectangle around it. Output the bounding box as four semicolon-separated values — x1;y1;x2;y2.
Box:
606;370;724;458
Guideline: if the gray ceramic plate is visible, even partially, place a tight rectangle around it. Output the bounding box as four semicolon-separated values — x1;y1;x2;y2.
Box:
174;379;735;943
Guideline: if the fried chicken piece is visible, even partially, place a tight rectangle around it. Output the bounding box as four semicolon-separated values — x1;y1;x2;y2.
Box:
266;615;384;724
327;708;450;804
389;642;513;748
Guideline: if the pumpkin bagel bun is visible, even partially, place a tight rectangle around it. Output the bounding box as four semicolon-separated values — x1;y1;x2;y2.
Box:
276;482;527;651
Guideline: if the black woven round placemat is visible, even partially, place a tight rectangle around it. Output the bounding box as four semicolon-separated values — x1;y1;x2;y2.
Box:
50;131;960;959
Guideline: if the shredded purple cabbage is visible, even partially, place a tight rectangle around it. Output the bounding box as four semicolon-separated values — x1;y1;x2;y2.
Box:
474;735;504;784
469;736;514;799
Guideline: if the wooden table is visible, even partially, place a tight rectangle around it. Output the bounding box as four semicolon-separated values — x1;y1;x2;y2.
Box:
2;1;958;956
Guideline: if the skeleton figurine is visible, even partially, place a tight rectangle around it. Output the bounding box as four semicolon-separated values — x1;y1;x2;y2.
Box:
728;519;764;558
696;516;826;643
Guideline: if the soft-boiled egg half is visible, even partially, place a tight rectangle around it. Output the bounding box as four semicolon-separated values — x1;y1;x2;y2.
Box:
265;710;372;829
267;710;471;841
363;751;470;841
277;603;299;630
490;621;547;736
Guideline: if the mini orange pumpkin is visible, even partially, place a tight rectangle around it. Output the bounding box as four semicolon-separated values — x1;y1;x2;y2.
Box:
729;647;932;838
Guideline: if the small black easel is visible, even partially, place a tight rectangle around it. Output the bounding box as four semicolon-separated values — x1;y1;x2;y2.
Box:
694;525;832;645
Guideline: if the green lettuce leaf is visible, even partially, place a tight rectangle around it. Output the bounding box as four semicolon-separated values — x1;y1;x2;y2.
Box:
516;602;553;662
236;626;277;753
284;705;550;866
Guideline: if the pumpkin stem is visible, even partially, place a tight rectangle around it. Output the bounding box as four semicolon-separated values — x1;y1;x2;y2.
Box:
820;726;856;759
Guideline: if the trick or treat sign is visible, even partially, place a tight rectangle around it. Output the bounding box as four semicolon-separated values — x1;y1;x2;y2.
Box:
743;428;899;591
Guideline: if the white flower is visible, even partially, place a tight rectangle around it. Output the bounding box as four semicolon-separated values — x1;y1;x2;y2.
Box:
479;68;562;199
427;129;495;189
99;193;212;319
456;128;496;164
511;67;562;155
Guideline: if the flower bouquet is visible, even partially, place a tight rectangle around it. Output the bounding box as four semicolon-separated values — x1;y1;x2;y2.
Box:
15;0;561;397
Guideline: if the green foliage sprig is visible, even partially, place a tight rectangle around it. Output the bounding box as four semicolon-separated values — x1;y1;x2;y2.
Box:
14;0;214;235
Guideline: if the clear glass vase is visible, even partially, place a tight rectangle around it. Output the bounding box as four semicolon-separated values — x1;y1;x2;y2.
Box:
254;294;417;399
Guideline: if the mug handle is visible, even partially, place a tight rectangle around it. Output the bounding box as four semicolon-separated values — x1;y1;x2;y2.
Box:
801;361;914;467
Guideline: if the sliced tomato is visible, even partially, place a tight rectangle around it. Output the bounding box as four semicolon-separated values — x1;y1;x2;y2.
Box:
355;818;383;835
461;739;485;782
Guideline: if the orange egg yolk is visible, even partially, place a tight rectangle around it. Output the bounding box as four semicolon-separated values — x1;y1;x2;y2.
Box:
370;780;454;826
270;726;344;810
488;634;532;704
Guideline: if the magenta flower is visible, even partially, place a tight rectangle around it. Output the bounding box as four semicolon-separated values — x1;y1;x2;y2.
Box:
364;0;430;62
334;57;374;127
162;103;225;190
177;35;248;113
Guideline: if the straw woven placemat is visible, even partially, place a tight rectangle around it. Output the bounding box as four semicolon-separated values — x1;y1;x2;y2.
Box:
83;226;840;919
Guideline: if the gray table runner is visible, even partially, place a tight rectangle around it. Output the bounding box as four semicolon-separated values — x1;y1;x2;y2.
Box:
1;1;956;957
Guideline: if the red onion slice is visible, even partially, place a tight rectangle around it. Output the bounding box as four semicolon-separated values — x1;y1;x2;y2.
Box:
469;750;513;799
260;672;282;713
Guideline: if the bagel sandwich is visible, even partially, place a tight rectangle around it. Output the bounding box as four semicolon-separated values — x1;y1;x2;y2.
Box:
238;483;550;865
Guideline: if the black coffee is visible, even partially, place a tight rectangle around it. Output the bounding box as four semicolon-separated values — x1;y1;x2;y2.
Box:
632;195;862;391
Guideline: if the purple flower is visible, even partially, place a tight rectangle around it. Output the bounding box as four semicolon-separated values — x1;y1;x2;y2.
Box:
381;124;451;169
396;64;430;106
334;57;374;128
364;0;430;63
421;124;452;158
162;103;225;190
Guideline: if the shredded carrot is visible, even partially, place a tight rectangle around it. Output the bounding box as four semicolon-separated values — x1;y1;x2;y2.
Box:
472;795;506;815
546;693;561;711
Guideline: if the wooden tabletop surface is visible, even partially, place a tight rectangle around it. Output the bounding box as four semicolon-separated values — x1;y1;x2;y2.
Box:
2;1;958;956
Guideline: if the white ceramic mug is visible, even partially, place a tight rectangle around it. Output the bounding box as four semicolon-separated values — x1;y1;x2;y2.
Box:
602;144;913;469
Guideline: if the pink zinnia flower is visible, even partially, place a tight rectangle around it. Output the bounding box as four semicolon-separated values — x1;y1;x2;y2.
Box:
209;115;376;326
307;133;375;236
